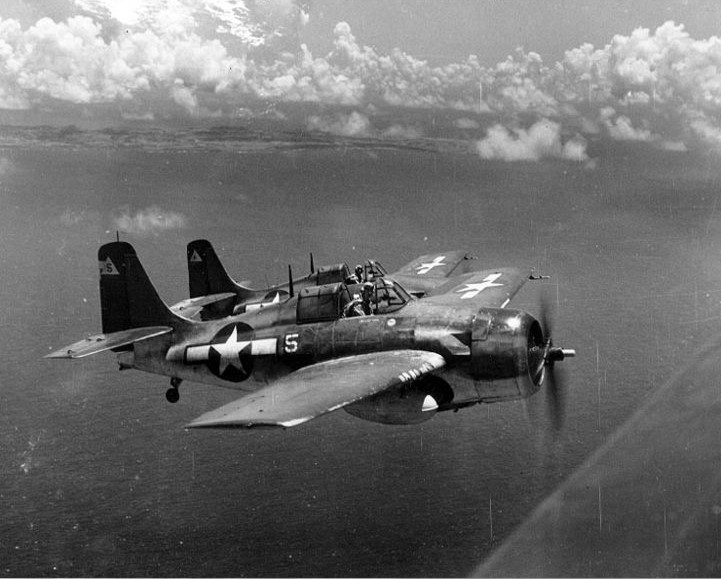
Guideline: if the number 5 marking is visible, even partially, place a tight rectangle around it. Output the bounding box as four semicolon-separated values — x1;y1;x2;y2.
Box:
284;333;299;353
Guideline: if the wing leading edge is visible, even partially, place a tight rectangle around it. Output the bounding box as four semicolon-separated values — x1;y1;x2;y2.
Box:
186;349;446;429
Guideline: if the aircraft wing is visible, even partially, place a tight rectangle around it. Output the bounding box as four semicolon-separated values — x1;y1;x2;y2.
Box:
186;349;446;429
45;326;173;359
422;267;530;309
389;250;476;296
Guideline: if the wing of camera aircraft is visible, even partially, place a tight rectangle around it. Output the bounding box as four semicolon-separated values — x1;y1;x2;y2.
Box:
475;334;721;577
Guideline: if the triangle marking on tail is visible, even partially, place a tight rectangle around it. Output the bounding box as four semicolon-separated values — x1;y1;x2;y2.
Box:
99;257;120;275
190;250;203;262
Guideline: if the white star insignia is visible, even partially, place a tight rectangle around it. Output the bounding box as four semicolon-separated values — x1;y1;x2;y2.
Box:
416;255;446;275
211;326;251;375
457;273;503;299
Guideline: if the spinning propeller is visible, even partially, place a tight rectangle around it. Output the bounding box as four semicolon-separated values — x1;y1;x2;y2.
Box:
538;291;576;432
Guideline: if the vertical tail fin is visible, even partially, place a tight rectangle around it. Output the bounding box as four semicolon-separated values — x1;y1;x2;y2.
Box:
99;242;183;333
187;239;253;299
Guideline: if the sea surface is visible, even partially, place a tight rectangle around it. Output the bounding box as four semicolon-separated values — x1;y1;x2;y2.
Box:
2;127;721;576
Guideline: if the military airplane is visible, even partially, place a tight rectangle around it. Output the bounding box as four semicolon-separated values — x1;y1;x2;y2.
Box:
174;241;481;322
169;239;367;320
46;242;575;428
174;239;394;320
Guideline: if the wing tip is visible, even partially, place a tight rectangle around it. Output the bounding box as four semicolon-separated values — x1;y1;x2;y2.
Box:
185;414;313;430
184;421;286;430
44;350;74;359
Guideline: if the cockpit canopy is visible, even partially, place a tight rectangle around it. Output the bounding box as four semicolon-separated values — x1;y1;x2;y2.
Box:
296;282;352;324
296;277;411;324
366;277;410;314
316;263;351;286
362;260;387;281
345;277;411;316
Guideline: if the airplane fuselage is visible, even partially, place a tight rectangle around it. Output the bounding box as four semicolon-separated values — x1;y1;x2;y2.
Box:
119;300;534;408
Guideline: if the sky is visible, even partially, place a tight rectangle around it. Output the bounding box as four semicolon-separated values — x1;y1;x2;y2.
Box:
1;0;721;161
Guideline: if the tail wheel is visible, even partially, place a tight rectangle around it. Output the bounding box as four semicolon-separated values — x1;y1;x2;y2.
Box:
166;377;182;403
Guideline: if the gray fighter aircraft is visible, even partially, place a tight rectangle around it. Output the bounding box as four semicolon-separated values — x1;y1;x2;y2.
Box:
47;242;575;428
170;239;362;320
174;241;480;321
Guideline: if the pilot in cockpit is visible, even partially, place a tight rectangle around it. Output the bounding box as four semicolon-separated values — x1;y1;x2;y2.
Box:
360;281;374;315
343;280;375;317
345;264;363;285
343;295;364;317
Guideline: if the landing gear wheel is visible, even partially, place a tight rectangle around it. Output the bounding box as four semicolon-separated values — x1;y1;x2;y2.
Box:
165;387;180;403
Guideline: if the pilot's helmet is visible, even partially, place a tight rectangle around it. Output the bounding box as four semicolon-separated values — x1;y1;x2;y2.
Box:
355;265;363;277
362;281;374;295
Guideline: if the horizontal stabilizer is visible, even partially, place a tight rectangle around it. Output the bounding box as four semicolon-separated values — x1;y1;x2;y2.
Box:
186;349;446;429
169;292;237;319
45;326;172;359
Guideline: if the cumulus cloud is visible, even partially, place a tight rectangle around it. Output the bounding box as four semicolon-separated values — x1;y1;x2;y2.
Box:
657;140;688;152
381;124;423;139
121;111;155;121
306;111;423;140
599;107;656;141
113;206;187;236
0;15;237;108
475;120;588;162
0;2;309;111
1;9;721;152
75;0;307;48
306;111;371;137
454;118;480;130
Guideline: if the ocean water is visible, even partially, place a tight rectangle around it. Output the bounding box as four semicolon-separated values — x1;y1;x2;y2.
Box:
2;130;721;576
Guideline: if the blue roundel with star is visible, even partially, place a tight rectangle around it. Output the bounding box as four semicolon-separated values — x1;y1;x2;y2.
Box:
206;322;254;382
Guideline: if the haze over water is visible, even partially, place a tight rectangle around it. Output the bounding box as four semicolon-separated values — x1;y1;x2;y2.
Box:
2;125;721;576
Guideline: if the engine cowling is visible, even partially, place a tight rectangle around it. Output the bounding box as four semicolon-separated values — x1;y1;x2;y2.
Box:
470;307;545;399
344;376;454;424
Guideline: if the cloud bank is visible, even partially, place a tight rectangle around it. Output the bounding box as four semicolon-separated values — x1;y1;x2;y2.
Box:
0;6;720;153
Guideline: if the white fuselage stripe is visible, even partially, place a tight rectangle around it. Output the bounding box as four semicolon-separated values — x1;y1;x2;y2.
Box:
185;338;278;363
